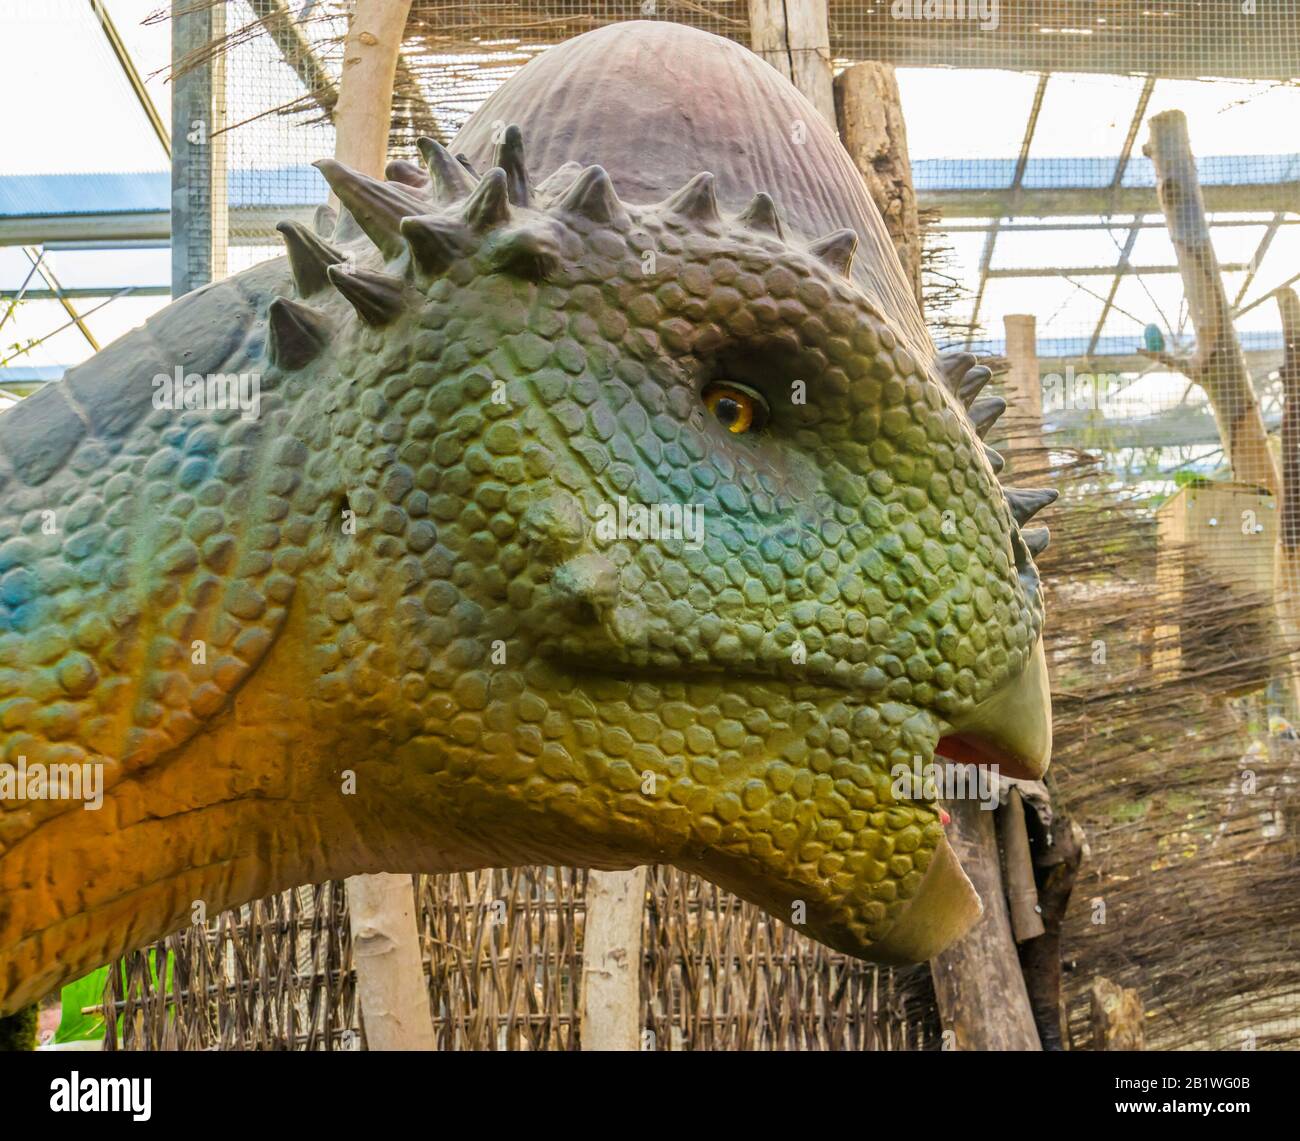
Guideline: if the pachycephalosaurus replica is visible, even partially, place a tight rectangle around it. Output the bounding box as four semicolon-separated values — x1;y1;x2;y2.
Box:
0;21;1053;1013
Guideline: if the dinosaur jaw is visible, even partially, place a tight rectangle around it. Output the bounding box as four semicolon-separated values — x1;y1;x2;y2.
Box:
938;637;1053;782
867;640;1053;962
867;835;982;963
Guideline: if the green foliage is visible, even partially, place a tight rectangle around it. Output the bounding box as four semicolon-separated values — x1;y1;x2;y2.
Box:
53;951;175;1045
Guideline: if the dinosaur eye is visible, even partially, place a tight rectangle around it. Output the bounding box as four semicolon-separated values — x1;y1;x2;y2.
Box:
703;382;768;434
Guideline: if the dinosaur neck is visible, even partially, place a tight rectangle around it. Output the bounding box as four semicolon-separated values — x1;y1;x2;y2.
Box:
0;607;358;1012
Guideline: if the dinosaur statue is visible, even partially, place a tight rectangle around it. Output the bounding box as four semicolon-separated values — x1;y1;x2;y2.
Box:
0;21;1052;1016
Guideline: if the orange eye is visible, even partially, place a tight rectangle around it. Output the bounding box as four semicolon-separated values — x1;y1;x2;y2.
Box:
703;382;767;434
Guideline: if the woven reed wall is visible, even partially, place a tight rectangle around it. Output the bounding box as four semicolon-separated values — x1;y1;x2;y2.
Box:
105;869;938;1050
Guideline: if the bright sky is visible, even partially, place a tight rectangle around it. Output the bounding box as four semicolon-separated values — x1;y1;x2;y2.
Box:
1;0;1297;426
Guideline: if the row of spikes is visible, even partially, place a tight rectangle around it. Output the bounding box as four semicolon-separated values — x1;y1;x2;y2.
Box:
939;351;1055;557
265;128;863;370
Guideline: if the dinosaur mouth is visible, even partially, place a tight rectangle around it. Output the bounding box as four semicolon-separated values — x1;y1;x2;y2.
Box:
937;637;1053;783
555;635;1053;783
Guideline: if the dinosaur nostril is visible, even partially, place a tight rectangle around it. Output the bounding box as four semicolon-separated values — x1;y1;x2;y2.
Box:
551;553;619;622
521;491;585;565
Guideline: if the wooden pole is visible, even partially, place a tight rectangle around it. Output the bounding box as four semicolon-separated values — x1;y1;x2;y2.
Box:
1144;111;1278;496
332;0;413;181
747;0;835;127
345;873;436;1051
834;63;921;306
929;796;1043;1050
1020;813;1085;1050
579;867;648;1051
1000;788;1045;942
1003;314;1043;461
1146;112;1300;707
329;0;432;1052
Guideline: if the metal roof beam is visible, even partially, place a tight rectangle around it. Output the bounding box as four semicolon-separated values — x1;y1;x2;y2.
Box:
89;0;170;158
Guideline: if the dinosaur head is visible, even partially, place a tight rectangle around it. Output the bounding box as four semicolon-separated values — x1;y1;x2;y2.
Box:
286;124;1053;963
0;25;1053;1013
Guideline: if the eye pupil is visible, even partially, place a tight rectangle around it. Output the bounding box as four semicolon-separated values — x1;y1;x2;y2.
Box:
702;381;766;434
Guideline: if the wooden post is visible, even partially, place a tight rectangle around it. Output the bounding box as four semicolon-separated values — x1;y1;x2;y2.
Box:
929;796;1043;1050
834;63;921;306
1090;976;1145;1050
331;0;414;182
329;0;432;1053
579;867;649;1051
1000;788;1045;943
1003;314;1043;460
1019;812;1085;1050
928;303;1045;1050
747;0;835;127
345;873;436;1051
1144;111;1278;496
1146;112;1300;706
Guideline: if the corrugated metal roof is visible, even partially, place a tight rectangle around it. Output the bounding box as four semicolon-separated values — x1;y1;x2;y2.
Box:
913;154;1300;192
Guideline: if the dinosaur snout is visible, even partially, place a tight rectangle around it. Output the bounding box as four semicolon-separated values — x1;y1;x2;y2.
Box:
551;553;619;622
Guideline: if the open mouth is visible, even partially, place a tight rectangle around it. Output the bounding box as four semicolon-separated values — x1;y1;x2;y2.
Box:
937;637;1053;783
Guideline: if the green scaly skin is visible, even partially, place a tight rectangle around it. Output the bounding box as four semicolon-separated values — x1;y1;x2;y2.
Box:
0;131;1053;1015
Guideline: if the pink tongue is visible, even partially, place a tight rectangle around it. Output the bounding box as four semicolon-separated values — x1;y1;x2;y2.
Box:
939;807;952;826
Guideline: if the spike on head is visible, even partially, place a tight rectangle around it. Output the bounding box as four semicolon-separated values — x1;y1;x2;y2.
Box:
418;136;476;202
555;165;622;225
489;225;561;281
1005;488;1059;527
808;229;857;276
939;351;977;390
456;153;480;178
326;264;405;326
332;206;364;244
267;297;332;369
400;214;471;277
662;172;720;226
276;220;345;297
313;203;337;238
959;364;993;409
737;192;783;238
385;158;430;190
970;396;1006;439
1022;527;1050;557
536;161;584;203
463;168;511;231
492;124;530;208
314;158;426;258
